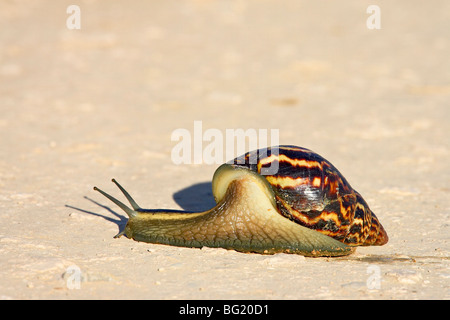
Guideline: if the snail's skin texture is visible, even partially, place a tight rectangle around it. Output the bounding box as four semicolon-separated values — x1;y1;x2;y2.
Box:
94;146;388;257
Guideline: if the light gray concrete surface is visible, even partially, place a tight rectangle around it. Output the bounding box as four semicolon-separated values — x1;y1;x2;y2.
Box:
0;0;448;299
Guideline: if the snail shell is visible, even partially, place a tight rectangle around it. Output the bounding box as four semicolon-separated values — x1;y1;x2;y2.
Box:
230;145;388;246
94;145;388;257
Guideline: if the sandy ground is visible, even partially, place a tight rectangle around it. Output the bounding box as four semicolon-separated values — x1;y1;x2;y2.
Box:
0;0;449;300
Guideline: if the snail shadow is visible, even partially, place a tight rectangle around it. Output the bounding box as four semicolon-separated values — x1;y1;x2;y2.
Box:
65;181;216;236
172;181;216;212
65;197;129;234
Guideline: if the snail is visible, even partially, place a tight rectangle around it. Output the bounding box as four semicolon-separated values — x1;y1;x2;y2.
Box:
94;145;388;257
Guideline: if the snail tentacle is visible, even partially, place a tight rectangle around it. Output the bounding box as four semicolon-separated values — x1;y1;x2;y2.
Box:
111;178;141;211
93;185;137;219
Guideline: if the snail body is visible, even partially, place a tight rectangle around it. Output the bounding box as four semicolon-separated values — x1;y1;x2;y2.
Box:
94;145;388;257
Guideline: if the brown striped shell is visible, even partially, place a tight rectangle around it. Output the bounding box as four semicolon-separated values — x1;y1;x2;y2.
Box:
228;145;388;246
